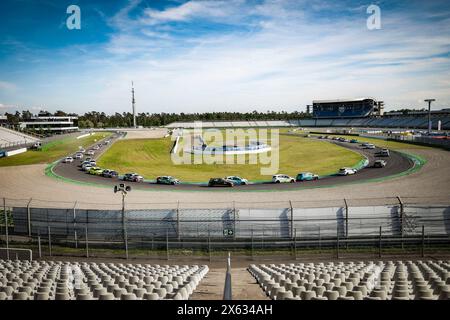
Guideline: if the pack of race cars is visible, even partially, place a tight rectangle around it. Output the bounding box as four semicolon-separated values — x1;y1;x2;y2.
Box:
60;134;391;187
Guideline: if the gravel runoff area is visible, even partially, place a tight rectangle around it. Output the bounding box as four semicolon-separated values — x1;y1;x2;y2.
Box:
0;146;449;208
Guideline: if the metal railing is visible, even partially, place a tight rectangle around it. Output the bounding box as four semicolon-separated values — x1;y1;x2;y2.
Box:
0;248;33;261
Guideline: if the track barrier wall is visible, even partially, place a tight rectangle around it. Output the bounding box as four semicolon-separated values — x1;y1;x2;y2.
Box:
2;197;449;244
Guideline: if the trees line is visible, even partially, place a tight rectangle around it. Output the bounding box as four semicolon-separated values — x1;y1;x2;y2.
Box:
4;110;311;128
2;108;426;129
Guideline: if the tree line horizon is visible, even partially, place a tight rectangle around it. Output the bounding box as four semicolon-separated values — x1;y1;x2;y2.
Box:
3;108;428;129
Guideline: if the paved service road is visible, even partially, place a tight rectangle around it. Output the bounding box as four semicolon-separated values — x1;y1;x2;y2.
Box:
52;135;414;191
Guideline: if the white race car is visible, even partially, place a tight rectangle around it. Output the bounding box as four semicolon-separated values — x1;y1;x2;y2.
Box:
272;174;296;183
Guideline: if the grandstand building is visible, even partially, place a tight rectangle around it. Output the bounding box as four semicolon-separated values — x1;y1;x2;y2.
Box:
19;113;79;133
313;98;384;118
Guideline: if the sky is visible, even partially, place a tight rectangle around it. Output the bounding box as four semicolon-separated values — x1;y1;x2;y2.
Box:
0;0;449;115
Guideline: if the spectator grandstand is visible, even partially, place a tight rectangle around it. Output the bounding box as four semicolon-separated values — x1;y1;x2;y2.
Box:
166;114;450;130
0;126;40;149
313;98;383;118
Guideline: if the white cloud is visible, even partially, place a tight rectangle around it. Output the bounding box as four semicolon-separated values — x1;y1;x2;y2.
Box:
0;81;17;92
3;0;450;113
142;1;237;25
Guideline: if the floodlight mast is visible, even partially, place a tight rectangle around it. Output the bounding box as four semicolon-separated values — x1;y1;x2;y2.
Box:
132;82;137;129
115;184;131;259
424;99;435;135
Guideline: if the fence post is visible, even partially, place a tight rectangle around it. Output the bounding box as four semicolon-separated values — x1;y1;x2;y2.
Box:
27;198;33;238
122;193;128;260
166;229;169;261
397;196;404;235
73;201;77;248
38;233;41;259
293;228;297;260
336;227;340;259
251;228;254;260
177;201;180;241
48;226;52;257
262;226;264;250
397;196;404;250
3;198;9;260
379;226;382;258
208;229;211;263
85;225;89;258
343;198;349;250
421;225;425;258
289;200;294;239
318;226;321;254
232;201;236;239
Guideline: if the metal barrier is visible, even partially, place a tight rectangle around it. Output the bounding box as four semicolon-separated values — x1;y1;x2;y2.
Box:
1;196;449;260
223;252;232;300
0;248;33;261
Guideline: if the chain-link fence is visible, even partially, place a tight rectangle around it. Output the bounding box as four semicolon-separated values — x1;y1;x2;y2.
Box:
1;196;449;260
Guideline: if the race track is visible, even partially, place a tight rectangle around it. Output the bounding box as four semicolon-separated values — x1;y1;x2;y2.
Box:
52;135;414;191
1;132;449;209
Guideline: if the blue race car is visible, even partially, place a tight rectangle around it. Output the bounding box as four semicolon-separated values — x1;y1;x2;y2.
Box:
296;172;319;182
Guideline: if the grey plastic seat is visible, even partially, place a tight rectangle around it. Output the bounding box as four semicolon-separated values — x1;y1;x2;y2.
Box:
55;292;71;300
313;286;326;296
153;287;167;298
34;292;50;300
113;287;127;298
1;286;14;296
132;288;146;299
438;289;450;300
300;290;316;300
415;289;435;300
354;285;368;297
74;287;89;295
176;287;189;300
391;291;410;300
121;293;137;300
77;293;93;300
99;293;115;300
93;287;107;298
323;290;339;300
347;291;363;300
13;291;30;300
163;284;174;294
125;284;137;293
341;282;354;291
143;292;160;300
371;289;387;300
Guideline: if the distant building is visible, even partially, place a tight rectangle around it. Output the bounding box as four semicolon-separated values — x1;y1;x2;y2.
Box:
0;115;7;125
19;112;79;133
313;98;384;118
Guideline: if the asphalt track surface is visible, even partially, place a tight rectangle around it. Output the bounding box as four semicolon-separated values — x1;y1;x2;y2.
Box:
52;134;414;192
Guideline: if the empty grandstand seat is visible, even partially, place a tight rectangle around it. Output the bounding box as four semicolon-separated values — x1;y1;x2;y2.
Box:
0;259;208;300
248;260;450;300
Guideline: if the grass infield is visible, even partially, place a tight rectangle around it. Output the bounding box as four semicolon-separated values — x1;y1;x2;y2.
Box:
97;130;364;182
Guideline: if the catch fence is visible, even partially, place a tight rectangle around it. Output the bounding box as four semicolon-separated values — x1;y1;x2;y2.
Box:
1;196;449;260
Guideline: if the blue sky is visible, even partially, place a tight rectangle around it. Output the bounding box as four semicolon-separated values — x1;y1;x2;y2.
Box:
0;0;449;115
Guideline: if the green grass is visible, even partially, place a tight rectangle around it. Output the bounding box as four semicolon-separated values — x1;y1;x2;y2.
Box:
0;132;113;167
97;130;363;182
